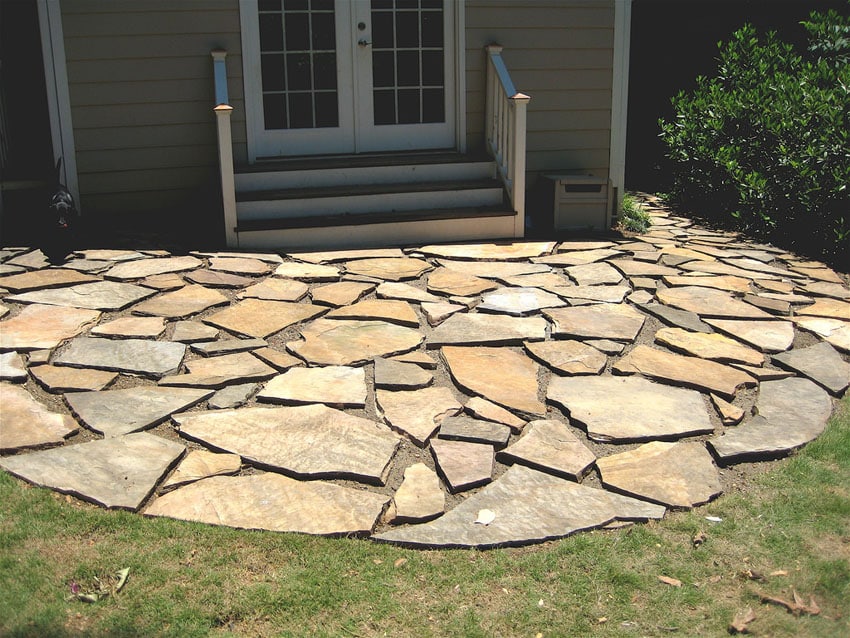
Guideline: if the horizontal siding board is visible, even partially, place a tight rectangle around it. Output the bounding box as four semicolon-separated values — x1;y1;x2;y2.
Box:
70;79;240;107
527;149;610;173
76;145;218;174
75;123;217;152
65;33;243;61
466;28;613;50
72;102;219;129
78;166;216;195
465;6;613;29
62;10;238;37
527;130;610;152
62;0;235;15
529;109;612;131
66;55;241;85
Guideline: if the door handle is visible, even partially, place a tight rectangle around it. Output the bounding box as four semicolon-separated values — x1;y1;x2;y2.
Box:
358;39;372;47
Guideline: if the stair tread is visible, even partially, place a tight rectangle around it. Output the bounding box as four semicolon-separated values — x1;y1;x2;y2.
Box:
236;178;503;203
235;205;516;233
238;150;491;174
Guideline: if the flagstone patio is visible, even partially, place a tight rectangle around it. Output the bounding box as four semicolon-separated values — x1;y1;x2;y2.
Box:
1;195;848;548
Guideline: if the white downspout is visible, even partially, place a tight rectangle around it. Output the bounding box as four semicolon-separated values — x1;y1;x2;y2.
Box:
610;0;632;220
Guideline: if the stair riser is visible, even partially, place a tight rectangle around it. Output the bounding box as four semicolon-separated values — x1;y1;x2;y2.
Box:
235;161;495;192
236;188;505;221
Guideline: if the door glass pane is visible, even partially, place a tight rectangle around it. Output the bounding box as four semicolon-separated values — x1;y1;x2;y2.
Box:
259;0;339;130
371;0;445;126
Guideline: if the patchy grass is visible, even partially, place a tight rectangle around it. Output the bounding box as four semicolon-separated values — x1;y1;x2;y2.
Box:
619;194;653;234
1;395;848;637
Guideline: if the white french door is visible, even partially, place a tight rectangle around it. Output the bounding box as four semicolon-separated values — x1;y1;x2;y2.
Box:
241;0;456;160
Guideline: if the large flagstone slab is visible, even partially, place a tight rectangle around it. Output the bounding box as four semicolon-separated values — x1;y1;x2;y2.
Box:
389;463;445;524
171;320;219;343
477;287;567;315
310;281;374;306
0;384;78;452
679;260;780;280
708;377;833;463
703;318;795;353
273;261;340;280
0;268;97;292
552;284;631;304
374;357;433;389
524;340;607;375
376;386;462;446
532;249;622;267
132;284;229;319
565;262;624;286
0;352;26;382
548;375;714;442
29;364;118;393
159;351;277;388
376;281;444;304
145;472;389;535
430;438;494;492
325;299;419;327
65;387;212;437
607;259;681;278
91;316;166;339
662;274;753;294
655;327;765;366
160;450;242;490
237;277;309;301
544;303;646;342
596;441;721;508
184;269;254;288
418;242;556;260
0;432;184;510
501;272;572;290
464;396;527;432
771;342;850;395
204;299;326;339
795;317;850;352
497;419;595;480
420;300;465;326
434;259;551;281
442;346;545;417
209;256;272;276
7;280;156;311
104;255;202;280
796;298;850;320
657;286;772;319
174;405;400;485
638;302;712;333
374;464;665;548
427;267;500;297
258;365;367;406
427;313;547;347
801;281;850;300
437;415;511;447
288;318;423;365
288;247;404;263
343;257;432;281
613;344;756;398
55;337;186;378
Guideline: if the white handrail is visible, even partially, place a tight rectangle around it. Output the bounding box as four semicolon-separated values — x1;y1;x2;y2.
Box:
212;49;238;247
485;44;529;237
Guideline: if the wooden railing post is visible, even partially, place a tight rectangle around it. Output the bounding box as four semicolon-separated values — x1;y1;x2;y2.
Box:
509;93;529;236
211;50;238;248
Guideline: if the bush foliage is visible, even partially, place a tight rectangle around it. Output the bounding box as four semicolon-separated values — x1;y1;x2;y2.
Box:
659;7;850;267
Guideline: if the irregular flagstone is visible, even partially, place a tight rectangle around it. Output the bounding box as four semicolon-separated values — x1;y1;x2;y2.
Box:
743;293;791;315
160;450;242;490
343;257;432;281
209;382;258;409
788;263;845;283
524;340;607;375
662;274;752;294
376;281;444;304
289;318;423;365
29;364;117;392
0;432;184;510
0;268;97;292
795;317;850;352
205;299;326;339
310;281;374;306
171;320;219;343
159;351;277;388
192;251;284;263
389;463;445;524
77;249;145;262
557;240;617;251
544;303;646;342
565;262;624;286
723;257;801;279
532;248;622;267
656;286;772;319
55;337;186;378
478;287;567;315
6;249;49;269
655;327;765;366
438;415;511;448
0;303;8;319
551;284;631;304
252;347;304;371
258;365;367;406
427;267;499;297
0;352;27;382
464;396;527;432
708;377;833;463
184;269;255;288
0;384;78;452
0;303;98;350
141;272;186;291
376;386;462;446
238;277;309;301
548;375;714;441
627;290;654;305
796;298;850;320
430;439;494;492
596;441;721;508
801;281;850;300
613;344;756;399
435;259;552;281
637;303;711;333
427;313;547;347
146;472;389;535
175;404;400;485
585;339;626;354
209;256;272;276
442;346;545;417
388;350;437;368
7;280;157;311
607;259;681;278
191;338;267;356
501;272;572;290
65;387;212;437
104;255;202;280
375;464;665;548
704;318;795;353
273;261;340;280
497;419;595;480
325;299;419;327
420;300;465;326
711;393;745;425
418;242;556;260
374;357;433;389
679;260;780;280
132;284;229;319
731;363;794;381
288;247;404;263
772;342;850;395
91;316;166;339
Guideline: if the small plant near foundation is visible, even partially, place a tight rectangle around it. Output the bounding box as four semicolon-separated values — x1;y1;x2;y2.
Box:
620;194;653;233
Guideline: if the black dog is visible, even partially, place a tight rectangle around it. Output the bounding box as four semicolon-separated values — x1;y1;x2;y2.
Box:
43;157;79;263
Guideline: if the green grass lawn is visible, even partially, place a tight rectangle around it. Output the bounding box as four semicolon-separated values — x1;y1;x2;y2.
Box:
2;394;848;637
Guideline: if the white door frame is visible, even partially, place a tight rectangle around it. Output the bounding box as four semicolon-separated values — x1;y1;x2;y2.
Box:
240;0;465;162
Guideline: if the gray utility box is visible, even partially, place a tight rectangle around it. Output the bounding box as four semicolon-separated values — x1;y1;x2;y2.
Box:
543;174;612;232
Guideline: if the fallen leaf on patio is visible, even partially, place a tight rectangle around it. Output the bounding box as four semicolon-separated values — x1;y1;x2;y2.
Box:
658;575;682;587
757;590;821;617
692;531;707;547
729;607;756;634
474;509;496;526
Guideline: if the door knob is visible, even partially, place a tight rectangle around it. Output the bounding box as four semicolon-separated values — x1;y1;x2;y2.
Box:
358;39;372;47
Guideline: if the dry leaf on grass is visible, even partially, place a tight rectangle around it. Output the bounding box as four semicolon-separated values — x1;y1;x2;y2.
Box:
658;575;682;587
692;531;707;547
757;589;821;617
729;607;756;634
394;558;408;568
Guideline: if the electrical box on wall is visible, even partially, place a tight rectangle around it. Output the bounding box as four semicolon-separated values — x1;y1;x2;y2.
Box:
542;174;612;232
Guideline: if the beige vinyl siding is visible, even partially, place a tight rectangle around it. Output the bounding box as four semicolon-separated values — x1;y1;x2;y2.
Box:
61;0;244;216
465;0;614;181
